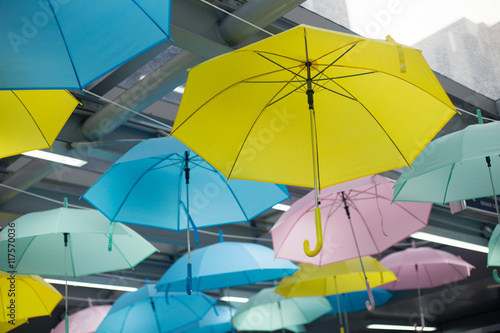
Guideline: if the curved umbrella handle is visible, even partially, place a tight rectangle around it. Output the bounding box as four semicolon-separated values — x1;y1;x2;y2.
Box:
186;263;192;295
365;281;376;312
493;269;500;283
414;313;425;332
304;207;323;257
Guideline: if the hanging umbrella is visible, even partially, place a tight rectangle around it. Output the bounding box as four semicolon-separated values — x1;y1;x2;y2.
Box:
380;244;474;331
393;111;500;208
232;287;332;332
275;256;396;332
171;305;236;333
0;0;172;90
0;204;158;333
156;239;298;293
275;257;396;298
487;224;500;282
96;285;216;333
170;23;457;259
271;175;431;310
82;136;290;293
1;90;79;159
51;299;111;333
0;271;62;322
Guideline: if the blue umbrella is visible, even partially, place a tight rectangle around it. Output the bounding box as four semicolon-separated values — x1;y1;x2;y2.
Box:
326;288;392;314
0;0;171;90
96;285;216;333
171;305;236;333
156;240;298;293
83;136;290;293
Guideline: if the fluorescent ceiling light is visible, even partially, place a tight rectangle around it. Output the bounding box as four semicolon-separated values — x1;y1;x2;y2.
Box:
411;231;489;253
45;278;138;292
174;86;185;94
220;296;249;303
272;203;290;211
367;324;436;331
22;150;87;167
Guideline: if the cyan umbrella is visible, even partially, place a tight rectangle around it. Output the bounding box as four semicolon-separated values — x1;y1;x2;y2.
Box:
0;0;171;90
0;203;158;333
82;136;290;293
326;289;392;314
232;287;332;332
171;305;236;333
156;240;298;293
96;285;217;333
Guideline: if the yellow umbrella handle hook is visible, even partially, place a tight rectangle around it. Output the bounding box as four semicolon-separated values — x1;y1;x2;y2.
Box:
304;207;323;257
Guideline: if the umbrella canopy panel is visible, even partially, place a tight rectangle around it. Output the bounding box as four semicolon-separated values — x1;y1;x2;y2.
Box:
0;0;171;90
171;24;457;189
51;304;111;333
326;288;393;314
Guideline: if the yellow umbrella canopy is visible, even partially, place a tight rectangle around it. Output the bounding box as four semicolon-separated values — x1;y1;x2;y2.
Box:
171;24;457;257
0;90;79;159
0;271;63;322
275;256;396;298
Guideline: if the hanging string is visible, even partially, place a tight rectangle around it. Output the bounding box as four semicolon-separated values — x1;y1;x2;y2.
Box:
197;229;273;243
0;184;90;209
82;89;173;131
197;0;274;37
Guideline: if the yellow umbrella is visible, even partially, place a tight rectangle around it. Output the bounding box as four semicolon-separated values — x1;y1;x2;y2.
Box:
0;271;63;323
0;319;27;333
170;24;457;257
0;90;79;159
275;256;396;298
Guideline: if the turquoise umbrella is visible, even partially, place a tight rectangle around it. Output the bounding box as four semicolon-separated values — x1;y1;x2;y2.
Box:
393;112;500;207
171;305;236;333
0;0;171;90
232;287;332;332
0;204;158;333
96;285;216;333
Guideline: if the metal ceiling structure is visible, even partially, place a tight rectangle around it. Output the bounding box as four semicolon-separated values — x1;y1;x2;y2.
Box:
1;1;500;332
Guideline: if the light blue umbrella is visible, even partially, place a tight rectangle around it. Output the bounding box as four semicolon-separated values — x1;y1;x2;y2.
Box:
0;0;171;90
156;240;298;293
83;136;290;293
96;285;216;333
171;305;236;333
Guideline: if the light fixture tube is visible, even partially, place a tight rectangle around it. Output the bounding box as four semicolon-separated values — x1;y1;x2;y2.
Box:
367;324;436;331
22;150;87;167
220;296;249;303
411;231;489;253
272;203;290;211
44;278;138;292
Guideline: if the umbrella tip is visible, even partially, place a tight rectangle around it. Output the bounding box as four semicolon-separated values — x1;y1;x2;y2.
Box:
63;197;68;208
476;109;484;124
219;230;224;243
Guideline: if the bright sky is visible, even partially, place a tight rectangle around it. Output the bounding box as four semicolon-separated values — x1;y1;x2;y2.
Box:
345;0;500;45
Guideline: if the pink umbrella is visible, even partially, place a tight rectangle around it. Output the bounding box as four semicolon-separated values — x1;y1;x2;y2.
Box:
380;244;475;331
51;299;111;333
271;175;432;311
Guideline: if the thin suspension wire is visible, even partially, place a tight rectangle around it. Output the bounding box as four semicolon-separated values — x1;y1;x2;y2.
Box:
82;89;173;131
0;184;89;209
197;0;274;37
456;107;496;122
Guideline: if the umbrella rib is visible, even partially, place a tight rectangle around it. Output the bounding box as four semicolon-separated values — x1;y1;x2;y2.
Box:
26;278;53;314
348;200;382;254
442;163;457;204
311;42;359;80
11;91;51;149
68;234;77;278
255;52;307;80
212;169;251;221
14;236;36;273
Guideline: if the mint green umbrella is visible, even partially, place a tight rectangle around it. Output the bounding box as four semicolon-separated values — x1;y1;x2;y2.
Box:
0;204;158;333
393;112;500;209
